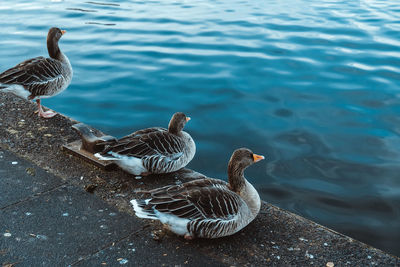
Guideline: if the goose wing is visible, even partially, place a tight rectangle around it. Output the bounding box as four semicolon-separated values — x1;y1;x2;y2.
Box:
143;178;241;220
0;56;65;97
100;127;185;159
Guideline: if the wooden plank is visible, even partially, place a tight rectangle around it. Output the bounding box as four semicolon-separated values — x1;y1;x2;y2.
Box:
62;140;116;171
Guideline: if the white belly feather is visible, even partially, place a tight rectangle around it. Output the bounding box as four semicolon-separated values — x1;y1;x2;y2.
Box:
1;84;31;99
94;152;147;175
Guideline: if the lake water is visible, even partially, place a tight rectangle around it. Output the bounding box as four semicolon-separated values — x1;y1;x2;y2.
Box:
0;0;399;256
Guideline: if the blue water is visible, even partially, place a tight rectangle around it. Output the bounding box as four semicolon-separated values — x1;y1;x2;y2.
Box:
0;0;399;256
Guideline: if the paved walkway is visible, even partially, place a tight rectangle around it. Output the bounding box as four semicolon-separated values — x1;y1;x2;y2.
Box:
0;149;223;266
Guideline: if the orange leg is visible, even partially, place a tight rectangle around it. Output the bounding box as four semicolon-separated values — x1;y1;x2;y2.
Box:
36;99;57;118
184;234;194;240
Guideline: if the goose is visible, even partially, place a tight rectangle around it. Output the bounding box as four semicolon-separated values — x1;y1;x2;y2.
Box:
130;148;264;239
95;112;196;176
0;27;72;118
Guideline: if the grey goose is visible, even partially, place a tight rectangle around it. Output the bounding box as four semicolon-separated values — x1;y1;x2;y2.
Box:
0;27;72;118
131;148;264;239
95;112;196;176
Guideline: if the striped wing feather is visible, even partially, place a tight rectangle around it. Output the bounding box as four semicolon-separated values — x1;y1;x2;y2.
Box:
0;56;64;97
100;127;184;159
144;179;241;220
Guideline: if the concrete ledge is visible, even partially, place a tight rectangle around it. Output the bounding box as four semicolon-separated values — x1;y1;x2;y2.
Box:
1;92;399;266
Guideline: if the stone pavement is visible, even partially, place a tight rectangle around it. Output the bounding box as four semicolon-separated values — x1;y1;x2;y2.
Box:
0;149;223;266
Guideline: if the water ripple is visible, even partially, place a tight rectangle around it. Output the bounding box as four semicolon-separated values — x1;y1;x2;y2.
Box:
1;0;400;256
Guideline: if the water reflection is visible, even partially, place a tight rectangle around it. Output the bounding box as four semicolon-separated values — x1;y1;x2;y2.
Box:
0;0;399;256
85;22;116;26
66;8;97;13
86;1;120;7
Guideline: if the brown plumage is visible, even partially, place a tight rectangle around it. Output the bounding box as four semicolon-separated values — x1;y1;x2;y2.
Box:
94;112;196;176
131;148;264;239
0;27;72;118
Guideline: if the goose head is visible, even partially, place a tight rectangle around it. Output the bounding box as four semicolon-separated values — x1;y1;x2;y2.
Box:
47;27;66;59
228;148;264;192
168;112;191;135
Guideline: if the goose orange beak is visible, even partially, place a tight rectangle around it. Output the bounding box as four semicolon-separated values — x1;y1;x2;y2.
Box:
253;154;265;162
61;30;66;35
186;117;191;122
